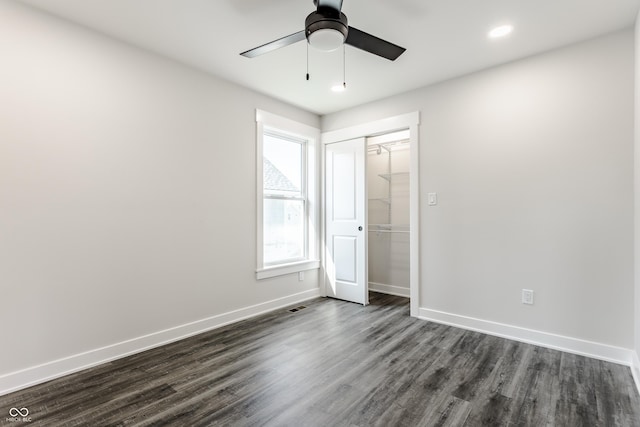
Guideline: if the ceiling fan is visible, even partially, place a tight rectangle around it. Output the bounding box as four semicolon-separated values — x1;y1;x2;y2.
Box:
240;0;406;61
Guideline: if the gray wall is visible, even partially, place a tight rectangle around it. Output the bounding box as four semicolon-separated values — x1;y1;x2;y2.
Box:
0;1;319;376
324;30;635;348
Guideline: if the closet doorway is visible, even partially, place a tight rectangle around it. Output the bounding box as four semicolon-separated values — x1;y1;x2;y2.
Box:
322;111;420;317
367;131;410;298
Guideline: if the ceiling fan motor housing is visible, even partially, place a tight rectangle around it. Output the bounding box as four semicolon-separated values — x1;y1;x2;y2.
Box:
305;10;349;51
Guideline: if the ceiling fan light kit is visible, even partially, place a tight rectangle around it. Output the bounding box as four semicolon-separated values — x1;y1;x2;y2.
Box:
307;28;344;51
306;9;348;52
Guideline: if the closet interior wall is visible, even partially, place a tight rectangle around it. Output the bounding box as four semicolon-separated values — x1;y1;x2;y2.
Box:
367;132;410;297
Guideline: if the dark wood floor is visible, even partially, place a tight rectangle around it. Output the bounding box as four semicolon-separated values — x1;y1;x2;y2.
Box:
2;292;639;426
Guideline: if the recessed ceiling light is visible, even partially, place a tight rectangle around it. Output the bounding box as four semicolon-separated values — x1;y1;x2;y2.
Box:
331;84;346;93
488;25;513;39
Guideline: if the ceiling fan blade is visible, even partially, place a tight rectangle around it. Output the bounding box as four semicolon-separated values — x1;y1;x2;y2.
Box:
316;0;343;12
240;30;306;58
345;26;406;61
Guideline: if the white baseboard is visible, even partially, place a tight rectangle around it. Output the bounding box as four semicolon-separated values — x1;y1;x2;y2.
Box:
631;351;640;395
418;307;634;367
369;282;410;298
0;288;320;397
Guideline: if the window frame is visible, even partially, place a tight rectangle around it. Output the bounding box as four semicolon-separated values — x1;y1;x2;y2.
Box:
256;110;319;280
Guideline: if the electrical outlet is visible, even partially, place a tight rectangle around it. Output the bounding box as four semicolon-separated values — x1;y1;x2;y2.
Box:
522;289;534;305
298;271;304;281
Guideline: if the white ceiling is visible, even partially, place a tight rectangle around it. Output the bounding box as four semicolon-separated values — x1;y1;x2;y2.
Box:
21;0;640;115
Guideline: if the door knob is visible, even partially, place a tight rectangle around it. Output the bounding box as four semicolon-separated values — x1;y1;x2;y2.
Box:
358;226;363;231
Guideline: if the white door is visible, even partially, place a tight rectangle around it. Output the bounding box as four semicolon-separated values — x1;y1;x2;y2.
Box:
325;138;368;305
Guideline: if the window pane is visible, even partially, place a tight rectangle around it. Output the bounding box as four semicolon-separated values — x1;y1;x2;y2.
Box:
263;134;302;197
264;198;305;264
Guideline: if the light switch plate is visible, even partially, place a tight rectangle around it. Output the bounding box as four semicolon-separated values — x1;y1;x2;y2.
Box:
428;193;437;206
522;289;534;305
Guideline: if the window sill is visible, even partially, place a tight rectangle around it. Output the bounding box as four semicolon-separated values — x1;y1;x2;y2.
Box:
256;260;320;280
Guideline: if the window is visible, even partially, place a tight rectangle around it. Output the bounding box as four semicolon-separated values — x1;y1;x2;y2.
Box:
256;110;319;279
263;132;305;265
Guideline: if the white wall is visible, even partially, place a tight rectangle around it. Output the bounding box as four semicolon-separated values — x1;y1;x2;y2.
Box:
324;30;635;349
634;10;640;378
0;0;320;384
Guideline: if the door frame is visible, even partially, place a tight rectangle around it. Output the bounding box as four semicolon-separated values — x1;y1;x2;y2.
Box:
320;112;420;317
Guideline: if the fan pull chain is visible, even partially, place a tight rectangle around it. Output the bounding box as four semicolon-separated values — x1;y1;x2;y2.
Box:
306;43;310;81
342;44;346;89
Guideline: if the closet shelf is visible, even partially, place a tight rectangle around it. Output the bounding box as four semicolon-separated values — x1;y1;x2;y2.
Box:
368;198;391;204
378;172;409;182
369;224;410;230
368;229;410;234
368;223;410;234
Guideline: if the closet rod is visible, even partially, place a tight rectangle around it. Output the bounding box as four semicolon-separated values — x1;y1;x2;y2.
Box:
367;144;390;154
367;139;409;150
